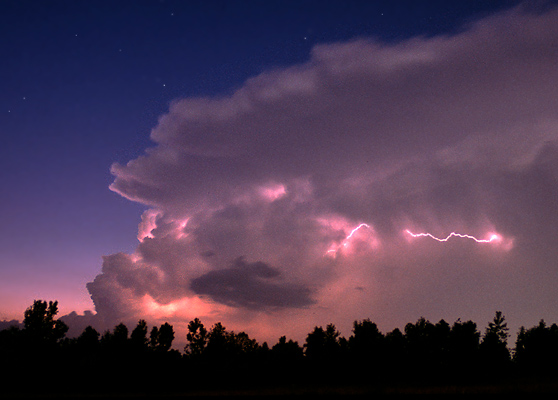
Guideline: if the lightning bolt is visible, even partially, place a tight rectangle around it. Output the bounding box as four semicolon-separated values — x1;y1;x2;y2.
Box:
326;223;371;255
346;223;371;241
405;229;499;243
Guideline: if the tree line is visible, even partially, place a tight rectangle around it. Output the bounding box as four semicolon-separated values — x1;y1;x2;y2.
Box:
1;300;558;395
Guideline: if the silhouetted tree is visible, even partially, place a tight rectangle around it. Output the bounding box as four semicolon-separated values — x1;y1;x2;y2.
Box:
130;319;149;350
202;322;262;365
346;319;385;381
71;325;101;380
384;327;405;374
76;325;100;353
432;319;451;370
304;325;325;361
149;326;159;350
514;320;558;376
184;318;207;358
479;311;511;376
304;323;343;363
157;322;175;352
97;323;132;366
267;336;304;384
149;323;175;352
100;329;113;347
230;331;259;357
449;319;480;355
404;317;438;375
23;300;68;347
487;311;509;343
204;322;229;359
113;322;129;343
349;319;383;352
9;300;69;392
402;317;455;381
272;335;303;363
447;319;480;380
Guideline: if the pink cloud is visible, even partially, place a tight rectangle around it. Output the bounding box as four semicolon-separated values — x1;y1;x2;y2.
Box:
84;4;558;343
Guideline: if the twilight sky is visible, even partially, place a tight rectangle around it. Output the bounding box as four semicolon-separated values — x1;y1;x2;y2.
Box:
2;0;558;345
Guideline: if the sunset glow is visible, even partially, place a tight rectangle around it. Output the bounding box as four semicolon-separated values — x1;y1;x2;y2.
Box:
141;295;218;321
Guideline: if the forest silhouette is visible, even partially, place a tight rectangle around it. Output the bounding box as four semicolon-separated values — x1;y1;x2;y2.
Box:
1;300;558;395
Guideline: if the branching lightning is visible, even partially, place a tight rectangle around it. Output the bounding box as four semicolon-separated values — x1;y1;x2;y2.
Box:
326;223;371;255
326;223;503;257
405;229;500;243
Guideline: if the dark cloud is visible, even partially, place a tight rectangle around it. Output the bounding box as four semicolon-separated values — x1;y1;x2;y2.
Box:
190;257;315;310
0;320;22;331
60;310;100;338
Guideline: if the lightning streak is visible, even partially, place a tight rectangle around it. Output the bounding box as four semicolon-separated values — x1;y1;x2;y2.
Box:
346;223;371;241
405;229;499;243
326;223;371;255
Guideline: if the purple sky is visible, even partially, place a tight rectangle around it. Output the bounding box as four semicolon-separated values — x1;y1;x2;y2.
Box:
3;0;558;345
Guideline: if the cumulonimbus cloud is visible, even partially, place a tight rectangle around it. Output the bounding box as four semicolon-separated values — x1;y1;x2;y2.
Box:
81;4;558;342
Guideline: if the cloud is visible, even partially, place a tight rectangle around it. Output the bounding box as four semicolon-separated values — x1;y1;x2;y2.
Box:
190;257;315;310
0;320;22;331
84;4;558;342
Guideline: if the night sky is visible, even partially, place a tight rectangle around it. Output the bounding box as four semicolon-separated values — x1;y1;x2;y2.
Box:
2;0;558;345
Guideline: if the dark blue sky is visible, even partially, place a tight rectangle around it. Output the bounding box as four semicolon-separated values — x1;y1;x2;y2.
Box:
0;0;533;323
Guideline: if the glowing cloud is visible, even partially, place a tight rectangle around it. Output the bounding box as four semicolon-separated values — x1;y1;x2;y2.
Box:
141;294;218;321
258;183;287;202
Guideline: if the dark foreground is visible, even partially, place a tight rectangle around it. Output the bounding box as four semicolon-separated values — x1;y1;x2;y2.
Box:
3;379;558;399
4;302;558;397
